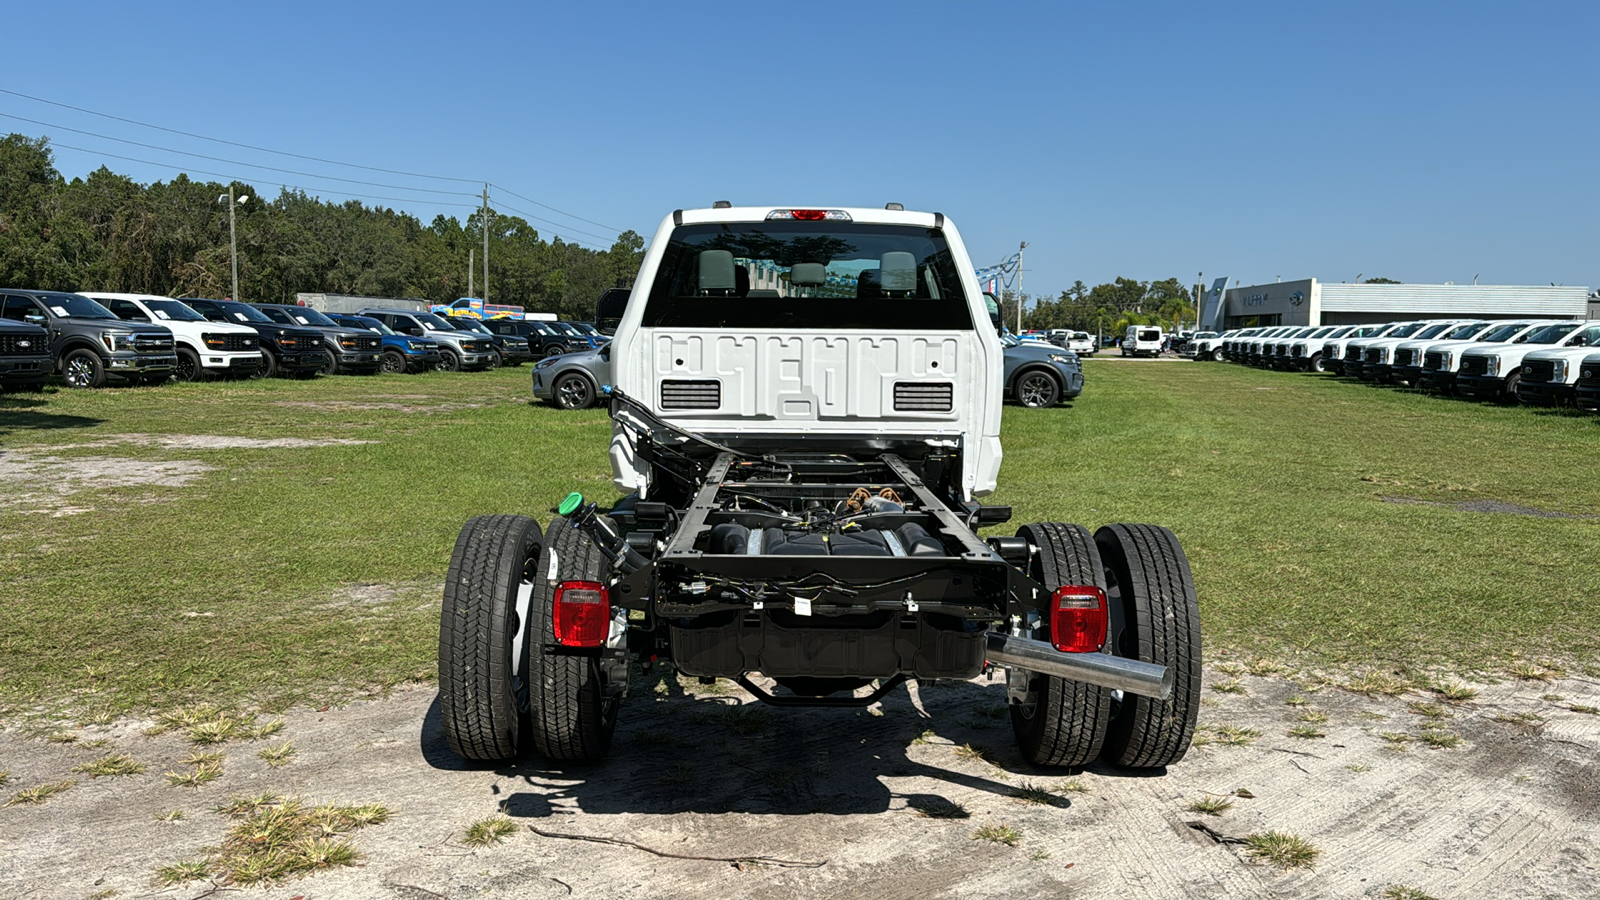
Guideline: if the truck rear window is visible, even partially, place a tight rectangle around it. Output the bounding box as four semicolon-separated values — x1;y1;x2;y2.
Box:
642;221;973;330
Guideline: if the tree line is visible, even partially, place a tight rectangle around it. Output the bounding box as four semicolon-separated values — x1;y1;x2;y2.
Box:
4;132;1210;330
997;276;1199;337
0;134;645;320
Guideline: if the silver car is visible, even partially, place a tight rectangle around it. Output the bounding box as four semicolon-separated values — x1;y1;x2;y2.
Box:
531;344;611;409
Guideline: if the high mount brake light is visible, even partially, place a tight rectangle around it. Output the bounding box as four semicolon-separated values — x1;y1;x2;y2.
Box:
765;209;852;222
1050;585;1107;653
553;580;609;647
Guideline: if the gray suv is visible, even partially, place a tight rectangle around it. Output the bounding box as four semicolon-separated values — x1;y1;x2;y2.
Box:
357;308;496;371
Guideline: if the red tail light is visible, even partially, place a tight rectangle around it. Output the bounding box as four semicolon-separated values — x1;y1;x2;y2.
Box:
790;209;827;220
553;580;609;647
1050;585;1107;653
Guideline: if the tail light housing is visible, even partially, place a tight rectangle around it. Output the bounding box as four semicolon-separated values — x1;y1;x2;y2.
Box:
553;580;609;647
1050;585;1107;653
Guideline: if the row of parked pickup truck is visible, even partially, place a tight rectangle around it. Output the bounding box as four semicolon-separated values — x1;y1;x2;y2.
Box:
0;289;609;390
1188;318;1600;410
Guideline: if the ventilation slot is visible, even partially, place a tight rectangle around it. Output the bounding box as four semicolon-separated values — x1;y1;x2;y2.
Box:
661;379;721;410
894;382;954;412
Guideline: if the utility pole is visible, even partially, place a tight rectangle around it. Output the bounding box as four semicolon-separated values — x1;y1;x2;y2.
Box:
218;186;249;301
229;185;240;302
468;248;474;298
1015;241;1027;333
482;185;491;305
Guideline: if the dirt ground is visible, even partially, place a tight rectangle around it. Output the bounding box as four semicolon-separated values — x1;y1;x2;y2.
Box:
2;663;1596;900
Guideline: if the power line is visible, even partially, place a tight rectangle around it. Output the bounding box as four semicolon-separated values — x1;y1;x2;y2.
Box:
491;199;616;246
0;86;481;184
3;87;640;248
490;182;624;234
0;111;479;199
45;140;482;210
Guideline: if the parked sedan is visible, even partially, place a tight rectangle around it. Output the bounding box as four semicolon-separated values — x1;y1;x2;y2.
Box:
1002;333;1082;408
531;344;611;410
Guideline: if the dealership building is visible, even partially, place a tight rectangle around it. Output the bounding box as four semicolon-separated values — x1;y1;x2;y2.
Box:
1199;279;1593;331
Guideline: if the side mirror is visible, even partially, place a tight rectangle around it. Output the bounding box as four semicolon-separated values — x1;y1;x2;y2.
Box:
983;292;1003;333
24;312;47;325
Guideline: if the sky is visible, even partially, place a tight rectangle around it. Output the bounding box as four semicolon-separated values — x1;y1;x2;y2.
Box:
5;1;1598;298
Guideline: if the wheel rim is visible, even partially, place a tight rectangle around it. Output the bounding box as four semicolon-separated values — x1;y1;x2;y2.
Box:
176;354;198;382
542;346;563;359
439;352;460;371
1018;373;1054;407
556;376;590;409
382;353;405;374
487;351;502;369
64;357;95;387
320;351;337;375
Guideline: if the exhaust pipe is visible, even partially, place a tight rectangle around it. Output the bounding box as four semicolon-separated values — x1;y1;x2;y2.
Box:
987;632;1172;700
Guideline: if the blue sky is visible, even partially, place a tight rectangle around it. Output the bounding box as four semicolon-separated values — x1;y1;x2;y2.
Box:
5;1;1597;297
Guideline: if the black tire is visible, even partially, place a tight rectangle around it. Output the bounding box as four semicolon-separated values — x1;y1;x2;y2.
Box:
61;349;106;389
1014;369;1062;408
254;350;278;379
1502;371;1521;403
1095;524;1201;769
541;343;565;360
380;350;407;375
487;349;503;369
552;371;596;410
437;348;462;372
439;514;545;761
1211;348;1224;362
175;348;203;383
1309;352;1325;374
526;517;621;761
1009;523;1113;767
317;348;339;376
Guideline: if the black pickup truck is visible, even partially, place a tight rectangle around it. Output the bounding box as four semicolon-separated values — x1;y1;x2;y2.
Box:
0;289;176;388
0;318;53;391
183;299;326;378
253;304;383;375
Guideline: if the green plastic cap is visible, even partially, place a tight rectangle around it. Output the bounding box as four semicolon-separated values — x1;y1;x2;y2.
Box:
558;492;584;516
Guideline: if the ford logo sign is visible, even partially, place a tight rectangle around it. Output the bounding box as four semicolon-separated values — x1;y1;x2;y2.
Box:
1290;291;1306;306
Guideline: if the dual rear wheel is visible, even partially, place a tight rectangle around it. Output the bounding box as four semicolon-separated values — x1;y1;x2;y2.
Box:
438;514;620;762
1009;521;1201;770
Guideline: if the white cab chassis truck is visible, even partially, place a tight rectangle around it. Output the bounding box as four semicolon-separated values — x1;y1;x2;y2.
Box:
437;205;1200;769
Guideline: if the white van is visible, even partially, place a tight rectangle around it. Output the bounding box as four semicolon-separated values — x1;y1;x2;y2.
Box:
1122;325;1164;358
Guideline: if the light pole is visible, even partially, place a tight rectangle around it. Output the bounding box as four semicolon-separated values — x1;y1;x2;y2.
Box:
1015;241;1027;334
217;187;249;301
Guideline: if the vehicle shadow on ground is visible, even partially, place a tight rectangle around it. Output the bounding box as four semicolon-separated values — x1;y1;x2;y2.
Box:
0;397;106;438
421;672;1126;818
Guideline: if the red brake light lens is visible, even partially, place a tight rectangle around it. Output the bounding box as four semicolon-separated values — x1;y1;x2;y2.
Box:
553;580;609;647
1050;585;1107;653
790;209;827;220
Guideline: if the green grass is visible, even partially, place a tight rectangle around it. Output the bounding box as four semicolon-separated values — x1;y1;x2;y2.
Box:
3;362;1599;720
1243;830;1321;869
1187;795;1233;816
71;753;146;777
462;815;518;846
971;822;1023;846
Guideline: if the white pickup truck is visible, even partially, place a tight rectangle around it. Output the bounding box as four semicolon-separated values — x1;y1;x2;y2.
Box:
1416;320;1557;394
1512;323;1600;405
81;292;262;381
1456;321;1600;401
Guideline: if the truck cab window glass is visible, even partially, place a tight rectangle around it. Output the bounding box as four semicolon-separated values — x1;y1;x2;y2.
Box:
48;295;117;319
642;221;973;330
289;307;337;327
145;301;205;322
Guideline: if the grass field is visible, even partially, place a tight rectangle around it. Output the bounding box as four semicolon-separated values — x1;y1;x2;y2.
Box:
2;360;1597;723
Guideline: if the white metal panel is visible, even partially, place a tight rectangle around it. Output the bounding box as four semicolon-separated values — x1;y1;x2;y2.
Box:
648;330;967;425
1317;284;1589;316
